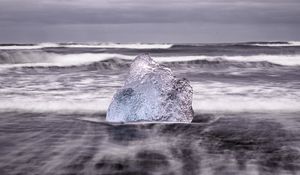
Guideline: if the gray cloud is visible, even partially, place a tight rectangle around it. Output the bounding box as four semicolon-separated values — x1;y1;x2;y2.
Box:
1;0;300;24
0;0;299;42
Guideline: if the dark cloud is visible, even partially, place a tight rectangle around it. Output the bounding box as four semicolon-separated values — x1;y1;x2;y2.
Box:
0;0;299;42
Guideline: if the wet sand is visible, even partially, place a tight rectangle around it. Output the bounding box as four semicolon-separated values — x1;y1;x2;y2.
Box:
0;112;299;175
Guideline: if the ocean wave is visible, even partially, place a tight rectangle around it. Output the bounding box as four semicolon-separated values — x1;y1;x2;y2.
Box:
0;43;173;50
4;60;283;73
1;41;299;50
0;99;109;114
0;43;60;50
0;52;131;67
1;96;300;114
153;55;300;66
219;55;300;66
192;82;300;113
193;97;300;113
0;52;300;71
61;43;173;49
249;41;300;47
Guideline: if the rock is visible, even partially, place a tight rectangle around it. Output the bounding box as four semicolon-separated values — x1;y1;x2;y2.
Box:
106;54;193;122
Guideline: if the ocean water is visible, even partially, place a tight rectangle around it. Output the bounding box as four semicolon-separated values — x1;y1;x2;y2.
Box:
0;42;300;175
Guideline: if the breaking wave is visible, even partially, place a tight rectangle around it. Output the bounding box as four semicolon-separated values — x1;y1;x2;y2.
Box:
0;43;60;50
0;52;131;67
248;41;300;47
0;43;173;50
62;43;173;49
1;51;300;71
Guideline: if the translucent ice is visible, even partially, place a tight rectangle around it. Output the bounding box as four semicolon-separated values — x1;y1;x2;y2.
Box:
106;54;193;122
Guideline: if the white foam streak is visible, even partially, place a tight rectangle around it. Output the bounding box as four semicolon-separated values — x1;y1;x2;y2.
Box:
0;43;59;50
0;53;131;68
0;43;172;50
155;55;300;66
193;98;300;113
251;41;300;47
222;55;300;66
192;82;300;113
50;53;130;65
63;43;173;49
0;99;109;113
1;81;300;113
1;97;300;114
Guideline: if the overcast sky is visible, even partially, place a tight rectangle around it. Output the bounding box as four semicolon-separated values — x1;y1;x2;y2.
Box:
0;0;300;43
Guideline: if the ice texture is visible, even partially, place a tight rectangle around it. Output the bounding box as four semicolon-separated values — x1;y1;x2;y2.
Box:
106;54;194;122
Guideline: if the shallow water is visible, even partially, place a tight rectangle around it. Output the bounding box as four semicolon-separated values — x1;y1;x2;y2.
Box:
0;42;300;174
0;112;299;175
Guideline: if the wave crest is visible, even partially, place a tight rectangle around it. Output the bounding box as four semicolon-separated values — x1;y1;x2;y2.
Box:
0;52;299;71
0;43;173;50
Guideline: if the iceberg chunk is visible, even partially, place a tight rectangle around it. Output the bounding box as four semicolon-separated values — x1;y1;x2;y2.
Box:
106;54;193;122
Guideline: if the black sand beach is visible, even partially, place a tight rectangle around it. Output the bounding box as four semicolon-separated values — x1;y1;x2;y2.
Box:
0;112;299;175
